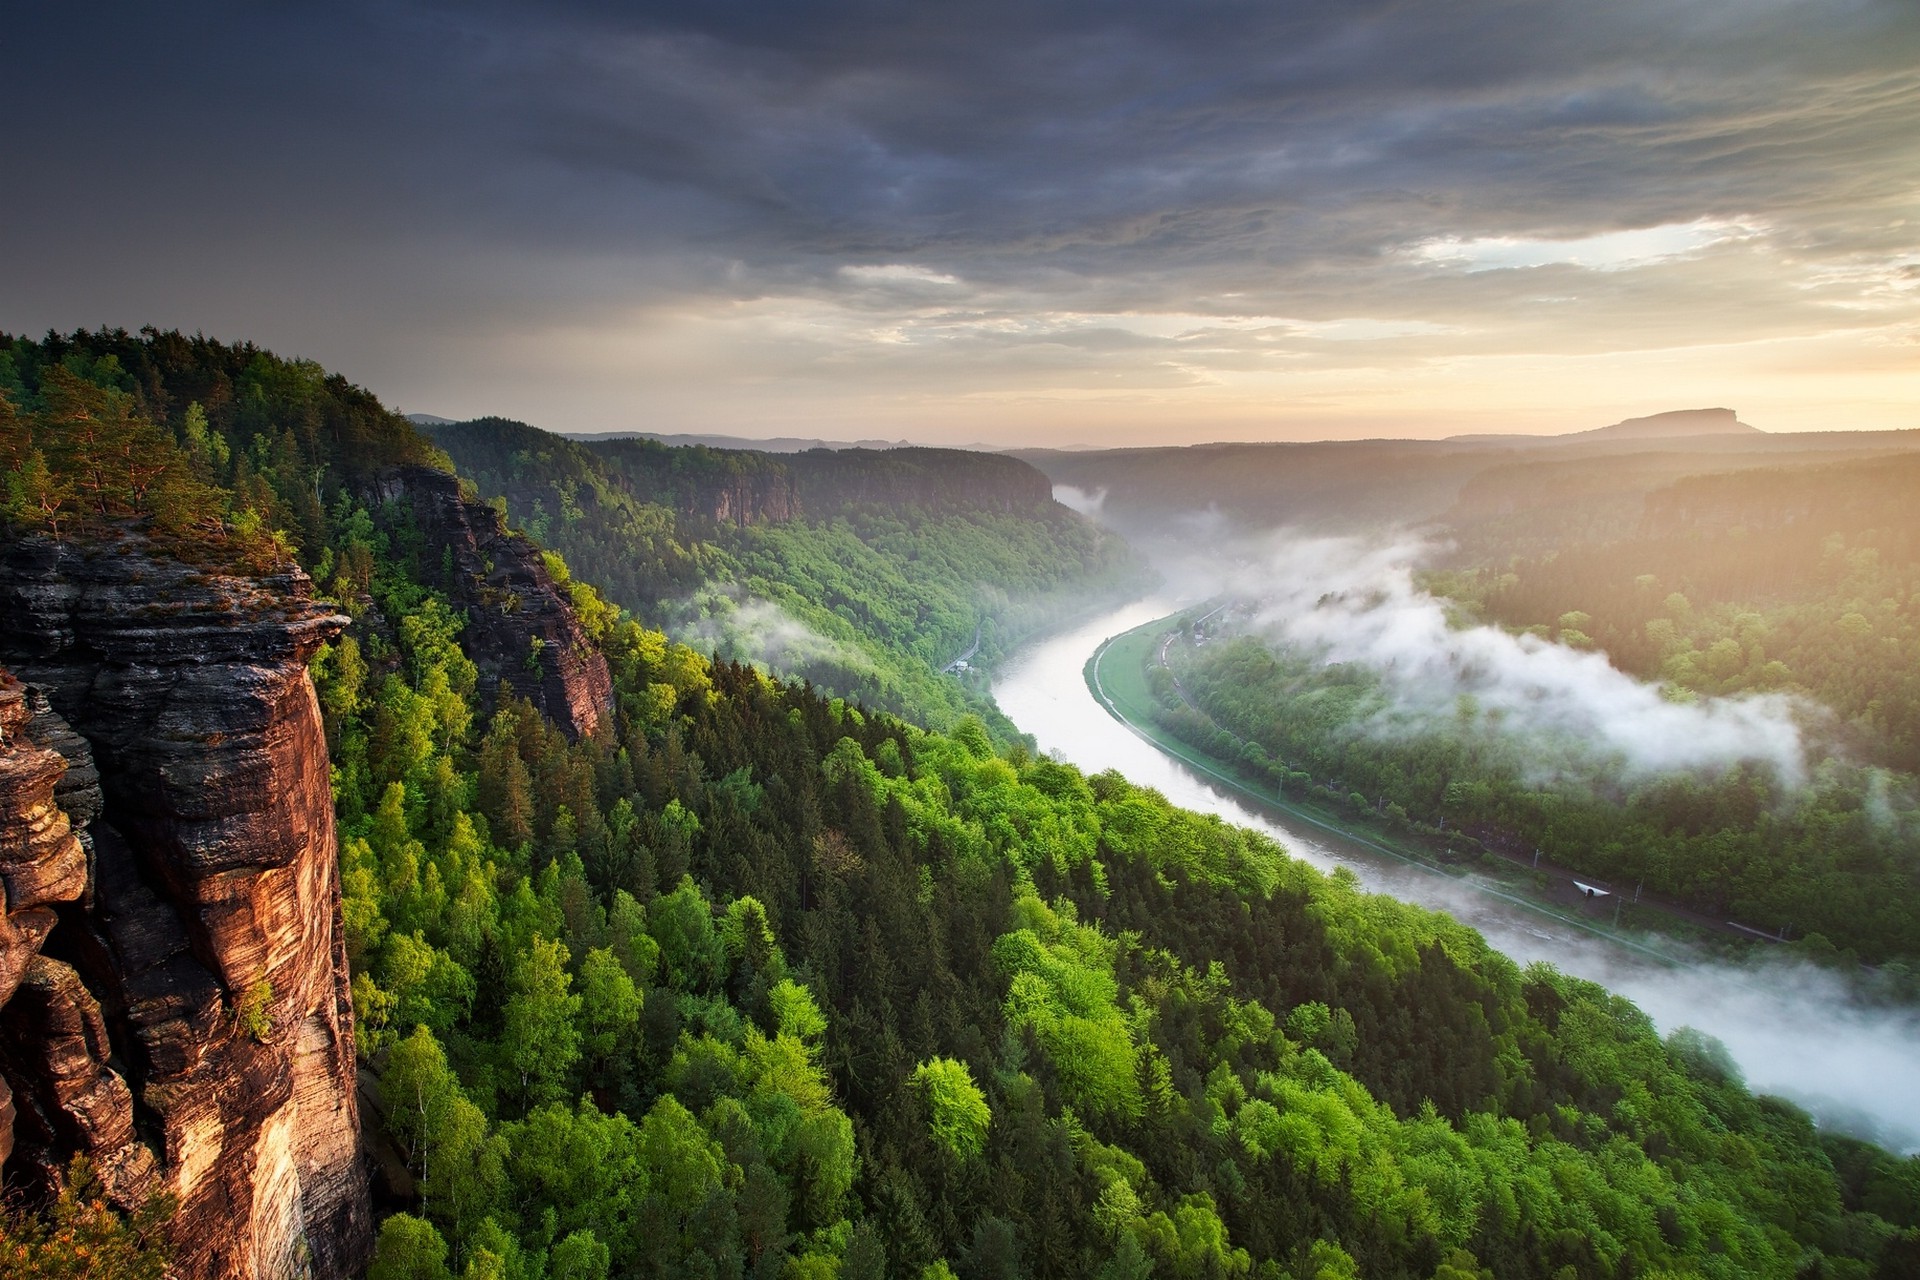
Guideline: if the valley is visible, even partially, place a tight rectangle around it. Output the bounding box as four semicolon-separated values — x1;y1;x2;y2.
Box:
12;5;1920;1275
2;331;1917;1279
996;598;1920;1153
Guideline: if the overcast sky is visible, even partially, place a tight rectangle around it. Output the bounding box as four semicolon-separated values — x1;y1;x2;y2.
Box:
5;1;1917;445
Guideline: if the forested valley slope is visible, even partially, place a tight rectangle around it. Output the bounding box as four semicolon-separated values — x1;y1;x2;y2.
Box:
1034;427;1920;975
1;331;1918;1280
421;416;1143;738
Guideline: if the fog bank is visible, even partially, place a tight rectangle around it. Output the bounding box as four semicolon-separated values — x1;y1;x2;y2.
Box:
1233;532;1816;783
666;588;868;676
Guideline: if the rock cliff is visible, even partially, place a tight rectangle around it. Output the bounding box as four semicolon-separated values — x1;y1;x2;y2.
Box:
376;465;614;739
0;538;370;1280
585;439;1055;524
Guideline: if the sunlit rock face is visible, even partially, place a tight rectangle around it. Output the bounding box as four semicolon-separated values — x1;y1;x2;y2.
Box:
0;680;97;1177
0;682;89;1013
374;464;614;739
0;538;370;1280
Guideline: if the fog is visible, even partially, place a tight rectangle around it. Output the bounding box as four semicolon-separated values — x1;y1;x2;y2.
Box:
993;597;1920;1153
1208;530;1818;784
1051;484;1108;520
666;587;868;676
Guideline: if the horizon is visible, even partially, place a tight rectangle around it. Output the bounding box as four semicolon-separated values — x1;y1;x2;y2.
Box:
425;404;1917;453
6;3;1917;447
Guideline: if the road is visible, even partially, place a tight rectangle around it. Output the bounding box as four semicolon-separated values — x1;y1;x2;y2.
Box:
941;622;983;674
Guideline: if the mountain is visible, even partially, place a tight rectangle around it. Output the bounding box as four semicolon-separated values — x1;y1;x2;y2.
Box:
1448;407;1761;445
4;329;1917;1280
564;429;914;452
1566;406;1759;440
1025;415;1920;541
421;416;1144;735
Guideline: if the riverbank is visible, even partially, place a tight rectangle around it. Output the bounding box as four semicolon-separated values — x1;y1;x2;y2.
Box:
991;594;1920;1150
1085;608;1725;966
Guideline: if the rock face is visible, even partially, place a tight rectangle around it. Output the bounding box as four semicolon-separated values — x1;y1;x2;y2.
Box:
0;538;371;1280
0;681;89;1016
0;678;95;1177
786;447;1054;515
590;441;1055;524
377;465;614;739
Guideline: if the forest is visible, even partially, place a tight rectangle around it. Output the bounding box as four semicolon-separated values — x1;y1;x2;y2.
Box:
4;329;1920;1279
424;416;1143;736
1110;440;1920;970
1157;629;1920;970
1457;454;1920;773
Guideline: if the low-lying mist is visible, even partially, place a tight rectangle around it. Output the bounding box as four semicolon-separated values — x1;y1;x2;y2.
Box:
1361;848;1920;1154
1221;532;1819;784
664;587;870;677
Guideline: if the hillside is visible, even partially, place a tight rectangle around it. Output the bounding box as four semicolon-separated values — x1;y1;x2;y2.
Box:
3;332;1919;1279
1025;415;1920;542
423;416;1144;736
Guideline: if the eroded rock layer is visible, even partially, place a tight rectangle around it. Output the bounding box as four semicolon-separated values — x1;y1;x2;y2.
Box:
0;538;370;1280
375;464;614;738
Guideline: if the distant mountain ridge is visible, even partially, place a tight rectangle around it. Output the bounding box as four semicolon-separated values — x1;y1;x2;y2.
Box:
588;431;911;452
1572;407;1758;439
1449;407;1760;444
423;417;1054;525
403;414;923;451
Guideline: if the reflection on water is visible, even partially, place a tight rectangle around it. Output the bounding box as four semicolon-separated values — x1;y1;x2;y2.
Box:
993;597;1920;1152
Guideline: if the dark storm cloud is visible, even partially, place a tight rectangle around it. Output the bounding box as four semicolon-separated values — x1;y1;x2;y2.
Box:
4;1;1916;435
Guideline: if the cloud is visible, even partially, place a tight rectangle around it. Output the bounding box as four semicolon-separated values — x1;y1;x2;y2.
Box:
840;264;963;287
1234;533;1817;782
1407;219;1768;273
3;2;1918;439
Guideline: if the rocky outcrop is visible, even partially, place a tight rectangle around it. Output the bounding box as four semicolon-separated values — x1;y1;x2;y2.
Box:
376;465;614;739
786;447;1054;515
0;953;156;1204
0;681;89;1015
704;468;800;526
0;537;370;1280
0;678;96;1177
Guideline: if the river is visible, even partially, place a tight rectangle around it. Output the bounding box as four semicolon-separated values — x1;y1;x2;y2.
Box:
993;595;1920;1151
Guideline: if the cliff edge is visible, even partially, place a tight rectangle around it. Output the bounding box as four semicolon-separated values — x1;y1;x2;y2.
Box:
0;538;371;1280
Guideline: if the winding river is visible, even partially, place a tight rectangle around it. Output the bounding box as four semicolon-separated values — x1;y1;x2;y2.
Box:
993;595;1920;1151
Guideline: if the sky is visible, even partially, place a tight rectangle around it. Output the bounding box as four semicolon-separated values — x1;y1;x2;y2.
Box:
4;0;1918;447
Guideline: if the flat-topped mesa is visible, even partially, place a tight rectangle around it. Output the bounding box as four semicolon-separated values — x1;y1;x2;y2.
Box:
1571;407;1759;441
375;464;614;738
0;536;370;1280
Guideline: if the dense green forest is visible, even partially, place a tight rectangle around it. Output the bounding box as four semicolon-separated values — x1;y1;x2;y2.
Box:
1155;628;1920;969
1450;455;1920;773
5;330;1920;1279
1101;444;1920;969
425;417;1142;735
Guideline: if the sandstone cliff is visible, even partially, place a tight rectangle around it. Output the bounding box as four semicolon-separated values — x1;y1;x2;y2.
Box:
376;465;614;739
587;439;1055;524
0;539;370;1280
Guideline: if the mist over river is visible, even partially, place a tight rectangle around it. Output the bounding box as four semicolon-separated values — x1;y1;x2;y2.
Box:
994;596;1920;1153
